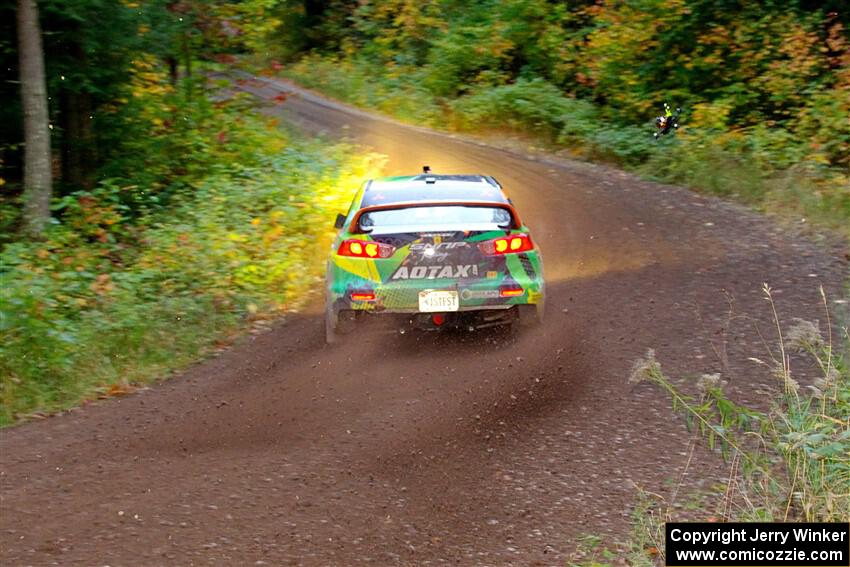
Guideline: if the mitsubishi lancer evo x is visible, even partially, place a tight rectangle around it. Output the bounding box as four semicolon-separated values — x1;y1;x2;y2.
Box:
324;167;544;343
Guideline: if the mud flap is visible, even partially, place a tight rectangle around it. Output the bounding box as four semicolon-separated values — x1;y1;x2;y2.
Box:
326;306;358;345
325;305;339;345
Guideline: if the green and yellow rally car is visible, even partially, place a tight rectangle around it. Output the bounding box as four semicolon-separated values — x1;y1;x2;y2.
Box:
325;168;545;343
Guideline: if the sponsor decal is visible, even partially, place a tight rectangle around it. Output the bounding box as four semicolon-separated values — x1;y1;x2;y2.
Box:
409;241;469;261
460;289;500;300
392;264;479;280
408;242;468;252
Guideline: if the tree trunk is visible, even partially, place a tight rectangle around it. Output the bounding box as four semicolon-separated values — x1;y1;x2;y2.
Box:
61;89;95;189
183;30;192;100
166;55;178;86
17;0;52;237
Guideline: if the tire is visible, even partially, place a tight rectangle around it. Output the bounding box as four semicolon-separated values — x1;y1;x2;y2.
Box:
530;302;545;326
515;303;544;330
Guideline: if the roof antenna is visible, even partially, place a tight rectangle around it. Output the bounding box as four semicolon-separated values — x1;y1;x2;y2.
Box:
422;165;431;174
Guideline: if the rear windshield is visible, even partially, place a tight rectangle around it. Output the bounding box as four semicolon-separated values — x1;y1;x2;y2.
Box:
358;205;514;233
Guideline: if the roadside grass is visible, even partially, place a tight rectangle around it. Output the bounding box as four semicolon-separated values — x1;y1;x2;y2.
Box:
566;496;665;566
630;286;848;563
0;75;383;426
566;286;849;565
280;56;849;240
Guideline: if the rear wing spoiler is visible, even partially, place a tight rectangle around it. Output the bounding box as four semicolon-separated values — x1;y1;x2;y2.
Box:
349;200;522;234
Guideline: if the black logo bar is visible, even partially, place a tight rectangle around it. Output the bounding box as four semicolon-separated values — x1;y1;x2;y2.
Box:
666;522;849;566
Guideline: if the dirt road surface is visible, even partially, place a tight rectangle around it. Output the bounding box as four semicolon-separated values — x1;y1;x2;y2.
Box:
1;76;846;566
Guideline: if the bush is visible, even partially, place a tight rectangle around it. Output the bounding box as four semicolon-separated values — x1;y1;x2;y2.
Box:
450;78;596;139
0;82;382;425
284;55;442;125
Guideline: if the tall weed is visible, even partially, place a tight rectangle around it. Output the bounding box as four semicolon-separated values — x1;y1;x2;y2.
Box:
628;286;849;530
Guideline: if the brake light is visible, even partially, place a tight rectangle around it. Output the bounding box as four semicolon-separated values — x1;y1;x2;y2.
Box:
500;286;525;297
350;291;376;301
337;239;395;258
479;234;533;255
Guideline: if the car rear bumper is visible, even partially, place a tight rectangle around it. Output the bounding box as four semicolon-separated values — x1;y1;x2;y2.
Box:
327;282;544;314
335;304;540;332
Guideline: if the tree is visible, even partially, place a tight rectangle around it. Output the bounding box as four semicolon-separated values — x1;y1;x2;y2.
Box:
16;0;52;237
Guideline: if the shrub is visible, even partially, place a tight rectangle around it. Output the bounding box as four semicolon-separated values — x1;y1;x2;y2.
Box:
0;86;382;425
450;78;594;139
284;55;442;125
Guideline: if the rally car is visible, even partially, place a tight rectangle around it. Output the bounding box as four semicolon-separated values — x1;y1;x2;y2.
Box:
324;168;544;343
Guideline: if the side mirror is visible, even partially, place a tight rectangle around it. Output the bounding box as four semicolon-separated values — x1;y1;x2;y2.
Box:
334;213;346;229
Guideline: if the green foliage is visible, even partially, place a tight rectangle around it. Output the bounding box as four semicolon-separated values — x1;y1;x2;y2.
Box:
275;0;849;235
450;79;592;137
0;79;381;425
285;55;443;125
1;0;250;200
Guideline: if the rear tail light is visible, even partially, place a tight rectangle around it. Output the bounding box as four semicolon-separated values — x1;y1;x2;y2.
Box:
337;239;395;259
499;285;525;297
350;290;376;301
479;234;533;255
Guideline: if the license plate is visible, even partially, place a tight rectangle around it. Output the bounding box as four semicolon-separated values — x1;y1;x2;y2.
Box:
418;290;459;312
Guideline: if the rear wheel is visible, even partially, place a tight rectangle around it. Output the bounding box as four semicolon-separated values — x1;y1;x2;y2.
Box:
325;307;359;344
515;303;544;330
